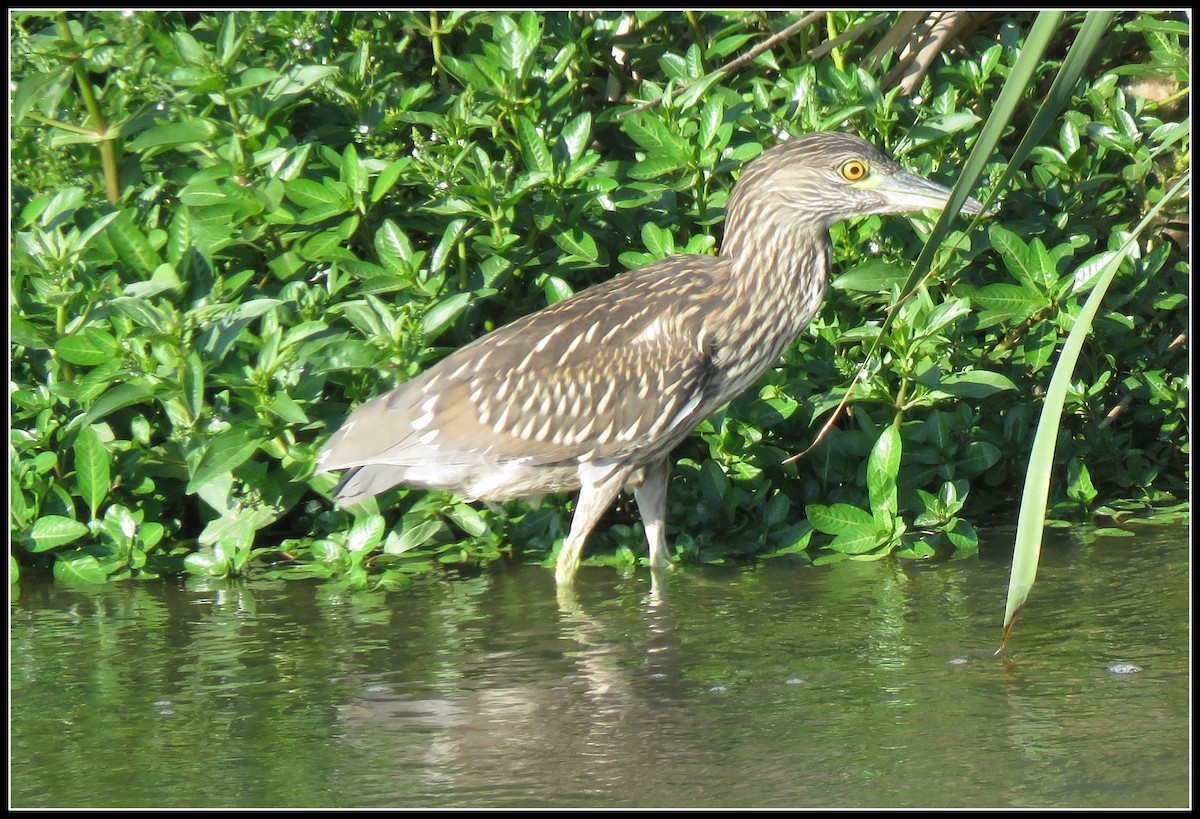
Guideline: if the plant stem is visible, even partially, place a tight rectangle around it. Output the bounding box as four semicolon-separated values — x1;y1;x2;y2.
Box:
55;12;121;202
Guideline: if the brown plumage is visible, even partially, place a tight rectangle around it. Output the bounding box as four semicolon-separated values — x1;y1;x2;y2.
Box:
316;131;983;587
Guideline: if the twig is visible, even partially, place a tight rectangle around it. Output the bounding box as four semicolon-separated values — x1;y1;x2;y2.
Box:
1097;394;1133;430
780;364;869;465
807;11;890;61
883;11;989;96
618;11;827;118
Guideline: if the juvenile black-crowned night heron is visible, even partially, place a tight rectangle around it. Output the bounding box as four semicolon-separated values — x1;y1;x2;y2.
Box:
317;131;983;587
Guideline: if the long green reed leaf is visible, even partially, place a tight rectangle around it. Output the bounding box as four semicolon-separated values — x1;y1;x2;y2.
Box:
900;10;1066;294
999;173;1190;649
788;13;1068;466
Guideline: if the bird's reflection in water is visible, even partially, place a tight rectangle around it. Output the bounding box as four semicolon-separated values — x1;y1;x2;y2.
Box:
555;568;682;710
334;569;691;804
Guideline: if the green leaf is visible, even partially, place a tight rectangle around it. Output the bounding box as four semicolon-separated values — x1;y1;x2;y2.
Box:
216;12;244;66
24;516;90;553
340;143;364;196
347;514;386;553
552;228;598;262
542;275;574;304
81;381;154;427
270;143;313;181
233;66;281;90
430;218;468;273
946;519;979;553
697;95;724;150
127;119;220;151
921;297;972;337
939;370;1018;398
698;460;730;509
1072;249;1120;293
477;255;511;287
55;328;119;366
1019;322;1059;372
675;69;727;111
763;493;790;527
518;116;551;174
74;425;111;521
904;111;983;148
138;521;165;551
108;296;167;330
959;441;1002;475
866;425;901;525
628;154;687;180
200;509;269;554
445;503;490;537
624;114;686;157
53;551;109;585
988;224;1028;273
187;431;261;494
806;503;873;535
640;222;675;258
285;178;345;209
1067;458;1097;506
106;211;163;277
371;158;409;203
301;230;355;262
177;181;228;207
298;202;352;225
173;30;208;66
1026;237;1059;292
386;519;445;554
440;54;494;92
828;522;883;555
659;52;689;82
831;260;910;293
557;111;592;164
199;299;283;362
124;263;183;299
184;550;229;577
972;282;1044;327
267;392;309;424
497;13;536;75
182;350;205;424
375;220;414;272
264;64;339;98
39;186;85;227
12;66;73;124
421;292;472;342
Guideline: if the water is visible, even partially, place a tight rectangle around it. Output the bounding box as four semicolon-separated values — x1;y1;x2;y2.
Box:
9;524;1190;808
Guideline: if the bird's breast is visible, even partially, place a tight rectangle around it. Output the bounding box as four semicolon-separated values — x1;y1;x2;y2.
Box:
706;241;831;402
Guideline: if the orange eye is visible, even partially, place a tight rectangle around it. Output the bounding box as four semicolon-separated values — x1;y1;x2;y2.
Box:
839;159;869;181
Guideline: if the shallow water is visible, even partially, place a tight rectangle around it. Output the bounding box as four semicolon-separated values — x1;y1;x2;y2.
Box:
10;523;1190;808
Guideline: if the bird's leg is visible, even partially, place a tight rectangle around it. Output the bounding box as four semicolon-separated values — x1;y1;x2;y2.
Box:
556;463;630;586
633;456;672;579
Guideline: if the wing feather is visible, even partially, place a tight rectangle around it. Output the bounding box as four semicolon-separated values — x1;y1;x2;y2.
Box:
318;255;726;476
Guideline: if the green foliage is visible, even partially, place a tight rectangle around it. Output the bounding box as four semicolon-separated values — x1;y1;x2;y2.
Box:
10;11;1189;584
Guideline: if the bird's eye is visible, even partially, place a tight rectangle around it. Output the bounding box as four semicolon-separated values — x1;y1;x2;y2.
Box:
839;159;869;181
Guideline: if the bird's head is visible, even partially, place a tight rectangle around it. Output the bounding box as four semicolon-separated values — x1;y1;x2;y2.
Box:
727;131;985;234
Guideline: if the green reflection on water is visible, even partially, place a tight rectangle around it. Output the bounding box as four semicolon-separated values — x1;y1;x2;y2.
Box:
10;524;1189;808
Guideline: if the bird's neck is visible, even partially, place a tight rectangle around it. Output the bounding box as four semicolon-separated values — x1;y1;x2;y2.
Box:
720;212;832;335
702;213;832;398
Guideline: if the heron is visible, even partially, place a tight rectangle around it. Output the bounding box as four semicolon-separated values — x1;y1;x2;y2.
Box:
316;131;984;587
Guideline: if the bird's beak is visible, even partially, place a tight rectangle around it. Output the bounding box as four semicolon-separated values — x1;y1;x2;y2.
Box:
863;170;987;216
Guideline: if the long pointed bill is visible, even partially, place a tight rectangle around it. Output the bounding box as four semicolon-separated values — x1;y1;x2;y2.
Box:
865;170;986;215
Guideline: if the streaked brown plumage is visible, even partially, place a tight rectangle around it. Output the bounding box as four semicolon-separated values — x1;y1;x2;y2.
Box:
316;131;983;587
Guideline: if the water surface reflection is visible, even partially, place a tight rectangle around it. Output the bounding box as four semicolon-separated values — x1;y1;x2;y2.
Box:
10;525;1190;808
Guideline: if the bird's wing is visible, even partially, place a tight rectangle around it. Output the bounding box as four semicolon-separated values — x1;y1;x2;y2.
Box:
319;255;725;472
